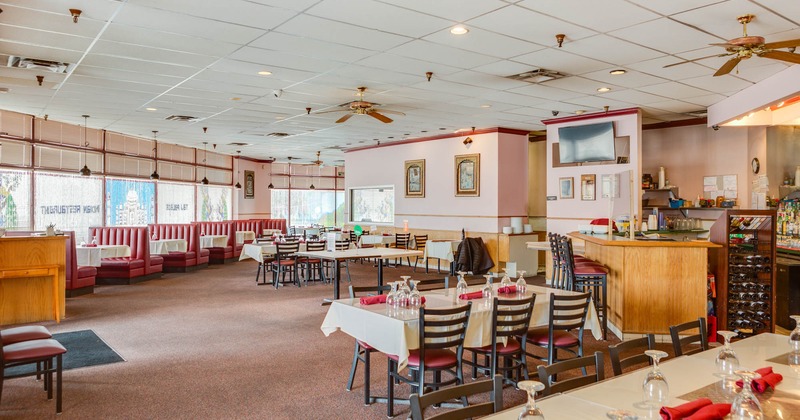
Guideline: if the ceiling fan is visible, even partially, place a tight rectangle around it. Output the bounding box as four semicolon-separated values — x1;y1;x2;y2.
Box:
316;87;405;123
664;14;800;76
311;151;323;166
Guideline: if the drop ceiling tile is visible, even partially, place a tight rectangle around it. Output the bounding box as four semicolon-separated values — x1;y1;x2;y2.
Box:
354;53;463;77
671;0;796;38
444;70;532;90
228;46;344;74
0;41;84;65
646;99;709;113
208;59;317;83
560;96;637;111
563;35;664;66
67;74;170;94
468;5;597;45
306;0;451;38
680;73;753;93
325;65;422;87
387;40;500;69
627;56;713;80
521;0;660;32
249;32;376;64
624;0;725;16
507;83;586;101
127;0;298;29
422;27;544;59
90;41;219;68
102;24;241;57
0;4;111;38
192;70;288;90
637;81;714;98
0;25;93;52
512;48;611;75
683;93;728;107
275;14;412;51
580;69;669;88
72;65;185;86
730;62;793;83
543;76;621;96
602;89;670;105
609;18;722;54
80;54;198;78
470;60;537;77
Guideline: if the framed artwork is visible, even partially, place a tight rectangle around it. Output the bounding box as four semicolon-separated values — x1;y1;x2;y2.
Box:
244;170;255;199
455;154;480;196
404;159;425;197
581;174;596;201
559;177;574;199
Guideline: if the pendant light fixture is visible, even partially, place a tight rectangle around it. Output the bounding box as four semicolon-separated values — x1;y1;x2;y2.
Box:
234;150;242;189
150;130;160;180
200;141;209;185
79;114;92;176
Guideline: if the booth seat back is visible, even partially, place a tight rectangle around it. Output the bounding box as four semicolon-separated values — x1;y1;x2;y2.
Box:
256;218;287;234
89;226;163;275
234;220;262;235
195;221;236;248
149;223;200;254
3;230;95;291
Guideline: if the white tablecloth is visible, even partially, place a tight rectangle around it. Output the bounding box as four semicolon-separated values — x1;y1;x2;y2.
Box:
359;234;395;247
235;230;256;244
199;235;228;248
262;229;282;236
240;242;356;262
321;284;601;371
149;239;187;255
423;239;461;262
76;245;131;267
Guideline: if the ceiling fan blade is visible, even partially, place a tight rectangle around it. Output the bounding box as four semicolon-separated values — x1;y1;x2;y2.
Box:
663;53;732;68
314;109;348;115
762;38;800;49
335;113;354;123
713;57;742;77
368;111;393;123
371;109;406;116
759;50;800;65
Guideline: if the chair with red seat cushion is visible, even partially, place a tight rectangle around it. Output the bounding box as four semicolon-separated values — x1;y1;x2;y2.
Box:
346;284;392;405
609;334;657;376
387;302;472;418
558;236;609;340
409;374;503;420
271;242;300;288
525;291;592;365
0;326;51;345
1;337;67;413
464;295;535;387
299;241;326;285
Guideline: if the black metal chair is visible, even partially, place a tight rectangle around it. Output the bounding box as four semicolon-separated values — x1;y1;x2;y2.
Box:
271;242;300;288
387;303;472;418
393;233;411;267
464;295;535;387
525;292;592;365
409;374;504;420
413;277;449;292
609;334;657;376
299;241;326;285
560;236;609;340
346;284;392;405
536;351;605;397
1;336;68;413
323;240;352;283
413;235;433;272
669;317;708;357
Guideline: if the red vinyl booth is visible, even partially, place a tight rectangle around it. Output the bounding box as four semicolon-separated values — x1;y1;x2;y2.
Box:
195;221;237;263
5;230;96;297
148;223;209;272
90;226;163;284
234;220;261;244
256;218;287;234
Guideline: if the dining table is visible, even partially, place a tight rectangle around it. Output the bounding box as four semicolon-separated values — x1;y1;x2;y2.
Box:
321;283;602;372
199;234;228;248
485;332;799;419
76;244;131;267
235;230;256;244
359;234;396;247
149;238;187;255
423;239;461;274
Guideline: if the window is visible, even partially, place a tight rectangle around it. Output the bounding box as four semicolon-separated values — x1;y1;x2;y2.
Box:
105;178;155;226
34;172;103;243
157;182;195;223
350;186;394;224
197;185;231;221
0;169;32;229
271;189;344;227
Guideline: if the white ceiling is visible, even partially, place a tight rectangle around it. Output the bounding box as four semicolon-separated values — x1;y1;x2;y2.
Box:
0;0;798;163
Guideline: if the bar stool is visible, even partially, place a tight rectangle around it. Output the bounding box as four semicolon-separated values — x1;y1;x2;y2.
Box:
549;233;592;289
558;237;608;340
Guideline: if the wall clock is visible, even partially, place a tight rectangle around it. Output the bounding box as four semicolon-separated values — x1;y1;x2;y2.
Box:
751;158;760;174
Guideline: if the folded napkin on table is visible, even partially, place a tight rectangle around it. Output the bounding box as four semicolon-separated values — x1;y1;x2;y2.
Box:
84;244;97;247
458;291;484;300
360;295;387;305
735;366;783;393
684;403;731;420
497;285;517;294
660;398;712;420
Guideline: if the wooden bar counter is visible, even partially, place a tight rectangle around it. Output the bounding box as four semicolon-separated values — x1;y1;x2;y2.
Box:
568;232;721;338
0;235;66;326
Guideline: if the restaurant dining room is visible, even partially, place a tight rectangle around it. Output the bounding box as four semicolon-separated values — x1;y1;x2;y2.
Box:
2;0;800;419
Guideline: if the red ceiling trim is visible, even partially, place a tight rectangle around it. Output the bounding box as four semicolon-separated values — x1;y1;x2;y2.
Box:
344;127;530;153
541;107;640;125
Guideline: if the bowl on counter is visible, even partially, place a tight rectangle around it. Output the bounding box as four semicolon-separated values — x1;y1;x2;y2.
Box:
669;199;685;208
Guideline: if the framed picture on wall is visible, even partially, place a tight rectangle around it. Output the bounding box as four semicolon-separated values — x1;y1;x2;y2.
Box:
404;159;425;197
559;177;574;199
455;154;480;196
581;174;596;201
244;170;255;199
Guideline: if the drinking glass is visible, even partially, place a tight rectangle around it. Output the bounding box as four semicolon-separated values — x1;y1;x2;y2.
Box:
606;409;638;420
789;315;800;354
91;236;98;245
517;380;545;419
501;268;515;288
789;352;800;375
642;350;669;408
386;282;398;309
482;274;494;299
398;277;411;307
730;370;764;420
456;272;469;299
408;280;421;308
516;270;527;295
716;330;740;378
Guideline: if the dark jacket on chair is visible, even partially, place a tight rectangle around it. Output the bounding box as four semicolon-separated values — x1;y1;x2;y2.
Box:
454;237;494;275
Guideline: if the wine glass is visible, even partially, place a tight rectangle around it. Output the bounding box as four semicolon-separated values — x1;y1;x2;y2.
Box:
516;270;527;295
731;370;764;420
386;282;398;309
606;409;638;420
789;315;800;354
788;352;800;375
501;268;514;288
517;380;545;419
482;274;494;299
91;236;98;245
408;280;421;308
642;350;669;408
398;277;411;307
456;272;469;300
716;330;740;378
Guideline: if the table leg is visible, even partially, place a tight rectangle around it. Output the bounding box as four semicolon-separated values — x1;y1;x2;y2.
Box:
323;260;341;306
378;259;384;291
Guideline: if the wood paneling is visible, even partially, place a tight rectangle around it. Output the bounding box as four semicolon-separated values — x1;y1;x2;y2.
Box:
0;236;66;326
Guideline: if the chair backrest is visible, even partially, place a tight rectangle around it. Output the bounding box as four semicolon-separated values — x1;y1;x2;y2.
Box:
335;240;351;251
669;317;708;357
548;232;561;264
537;351;605;396
418;304;471;370
492;295;536;343
89;226;150;261
256;218;287;234
409;374;503;420
149;223;200;253
349;231;357;242
414;278;449;291
555;236;575;290
460;274;490;286
275;242;300;260
305;241;325;252
609;334;656;376
549;292;591;335
414;235;428;250
395;233;411;248
348;284;391;298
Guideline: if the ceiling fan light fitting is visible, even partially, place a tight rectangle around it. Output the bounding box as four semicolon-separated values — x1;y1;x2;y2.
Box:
69;8;81;23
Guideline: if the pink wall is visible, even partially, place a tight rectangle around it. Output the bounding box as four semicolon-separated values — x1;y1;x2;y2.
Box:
234;159;272;219
345;130;528;233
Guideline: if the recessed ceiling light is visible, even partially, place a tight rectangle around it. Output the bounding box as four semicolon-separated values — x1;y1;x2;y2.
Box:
609;69;626;75
450;26;469;35
145;107;157;111
421;130;427;133
0;88;10;94
258;71;272;76
597;87;611;93
230;97;241;101
575;110;586;115
275;116;284;120
480;104;492;108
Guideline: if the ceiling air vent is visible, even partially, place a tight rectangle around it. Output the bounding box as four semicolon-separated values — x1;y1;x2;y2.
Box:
165;115;200;122
228;142;250;147
506;68;566;83
264;132;290;137
5;55;74;73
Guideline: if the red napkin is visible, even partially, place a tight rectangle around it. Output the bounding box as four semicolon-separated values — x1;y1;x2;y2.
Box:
359;295;387;305
684;403;731;420
458;291;484;300
85;244;98;247
497;285;517;294
735;366;782;393
660;398;712;420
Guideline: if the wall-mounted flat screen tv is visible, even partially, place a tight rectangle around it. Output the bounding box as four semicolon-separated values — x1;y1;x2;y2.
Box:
557;121;616;164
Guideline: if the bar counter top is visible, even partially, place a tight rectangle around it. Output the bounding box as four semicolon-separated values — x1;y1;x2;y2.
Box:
569;232;721;248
